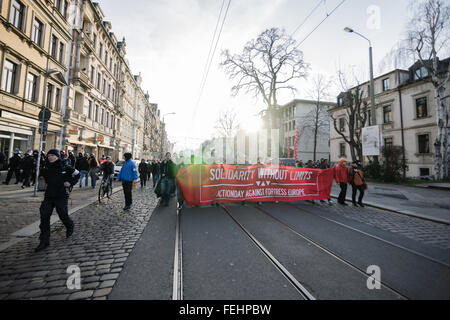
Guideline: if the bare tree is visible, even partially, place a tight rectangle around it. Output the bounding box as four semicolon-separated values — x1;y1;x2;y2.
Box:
330;68;369;161
220;28;308;129
406;0;450;179
301;74;333;161
215;107;239;138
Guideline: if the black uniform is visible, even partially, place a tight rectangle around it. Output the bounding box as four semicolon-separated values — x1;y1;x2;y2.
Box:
38;159;74;244
4;154;22;184
138;162;148;187
21;154;35;187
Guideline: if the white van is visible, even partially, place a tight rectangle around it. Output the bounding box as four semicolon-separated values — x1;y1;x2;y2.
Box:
114;159;140;179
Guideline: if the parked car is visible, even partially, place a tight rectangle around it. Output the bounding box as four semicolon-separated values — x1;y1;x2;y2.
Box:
113;159;140;179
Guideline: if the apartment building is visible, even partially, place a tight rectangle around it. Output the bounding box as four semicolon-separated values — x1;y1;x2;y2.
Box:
0;0;72;156
280;99;336;162
329;58;450;178
0;0;166;163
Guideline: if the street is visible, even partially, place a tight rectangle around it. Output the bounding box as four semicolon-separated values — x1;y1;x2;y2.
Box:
0;182;449;300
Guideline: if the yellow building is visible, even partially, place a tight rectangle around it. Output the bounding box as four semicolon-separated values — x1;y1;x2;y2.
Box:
0;0;72;157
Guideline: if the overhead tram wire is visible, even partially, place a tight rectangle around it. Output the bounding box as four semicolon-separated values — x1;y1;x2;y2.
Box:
198;0;226;97
294;0;347;49
290;0;325;37
192;0;232;119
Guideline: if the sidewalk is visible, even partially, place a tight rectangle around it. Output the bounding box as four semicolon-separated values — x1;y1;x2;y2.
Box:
0;176;126;249
330;182;450;225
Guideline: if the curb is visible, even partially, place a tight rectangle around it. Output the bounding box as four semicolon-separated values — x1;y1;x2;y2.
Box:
0;185;124;252
330;193;450;226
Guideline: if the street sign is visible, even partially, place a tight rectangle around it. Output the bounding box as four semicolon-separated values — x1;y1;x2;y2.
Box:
38;108;51;122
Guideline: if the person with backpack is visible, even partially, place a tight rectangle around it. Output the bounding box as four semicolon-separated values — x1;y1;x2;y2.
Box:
34;149;77;252
160;152;177;207
117;153;138;210
349;160;366;207
335;158;349;206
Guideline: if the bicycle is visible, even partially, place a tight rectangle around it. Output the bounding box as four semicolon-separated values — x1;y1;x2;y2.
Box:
98;175;113;203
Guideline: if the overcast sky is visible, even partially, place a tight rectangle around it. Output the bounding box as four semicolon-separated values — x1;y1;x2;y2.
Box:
97;0;413;152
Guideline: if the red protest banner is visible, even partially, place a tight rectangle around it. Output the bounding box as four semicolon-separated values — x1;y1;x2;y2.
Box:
177;164;335;206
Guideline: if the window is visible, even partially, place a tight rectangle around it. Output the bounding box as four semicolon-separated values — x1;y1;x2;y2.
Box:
10;0;24;30
338;118;345;132
112;88;115;102
105;52;108;65
99;43;103;59
32;18;43;46
384;137;393;148
108;84;111;98
99;108;103;125
383;105;392;123
93;33;97;50
1;60;18;93
88;100;92;118
54;88;61;111
51;35;58;59
339;143;346;157
420;168;430;176
46;83;54;108
338;97;343;106
109;58;112;71
58;42;65;64
382;78;390;91
55;0;61;11
414;66;428;80
106;111;109;127
25;73;37;102
95;105;99;122
62;0;68;18
418;134;430;154
90;66;95;83
102;79;106;94
416;97;428;118
97;72;101;89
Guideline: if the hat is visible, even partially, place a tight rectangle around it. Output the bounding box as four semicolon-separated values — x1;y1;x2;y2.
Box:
47;149;60;157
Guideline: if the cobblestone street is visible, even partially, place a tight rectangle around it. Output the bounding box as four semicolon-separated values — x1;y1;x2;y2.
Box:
0;185;158;300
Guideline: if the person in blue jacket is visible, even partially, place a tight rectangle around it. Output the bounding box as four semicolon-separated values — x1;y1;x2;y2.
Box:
117;152;138;210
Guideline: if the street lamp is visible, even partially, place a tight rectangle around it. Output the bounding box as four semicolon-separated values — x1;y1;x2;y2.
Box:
161;112;176;158
344;27;376;126
33;69;59;197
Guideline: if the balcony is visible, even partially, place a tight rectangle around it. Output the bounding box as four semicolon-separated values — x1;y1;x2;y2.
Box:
74;70;93;90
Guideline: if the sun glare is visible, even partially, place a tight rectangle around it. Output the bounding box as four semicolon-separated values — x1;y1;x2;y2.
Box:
241;117;262;133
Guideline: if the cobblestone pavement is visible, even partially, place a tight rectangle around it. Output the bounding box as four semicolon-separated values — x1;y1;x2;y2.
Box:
0;180;123;245
0;185;158;300
302;200;450;251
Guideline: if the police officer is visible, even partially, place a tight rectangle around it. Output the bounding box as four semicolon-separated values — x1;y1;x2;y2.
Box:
3;149;22;184
35;149;75;252
21;151;35;188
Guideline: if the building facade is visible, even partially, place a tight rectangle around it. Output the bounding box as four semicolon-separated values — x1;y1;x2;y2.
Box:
0;0;167;164
280;99;336;162
329;58;450;178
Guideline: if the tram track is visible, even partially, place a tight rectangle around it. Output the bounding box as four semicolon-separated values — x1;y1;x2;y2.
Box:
286;202;450;269
250;203;409;300
219;204;316;300
172;207;183;300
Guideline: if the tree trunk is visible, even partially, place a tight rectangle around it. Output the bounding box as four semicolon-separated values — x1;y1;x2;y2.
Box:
434;86;445;180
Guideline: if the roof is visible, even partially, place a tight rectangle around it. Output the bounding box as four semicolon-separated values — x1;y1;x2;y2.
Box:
280;99;337;109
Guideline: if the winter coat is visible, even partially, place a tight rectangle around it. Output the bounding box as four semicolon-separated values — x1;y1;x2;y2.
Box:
138;162;148;174
100;161;114;176
76;157;89;171
117;159;138;182
8;154;22;170
335;164;349;184
160;160;176;179
42;159;74;198
21;156;35;172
